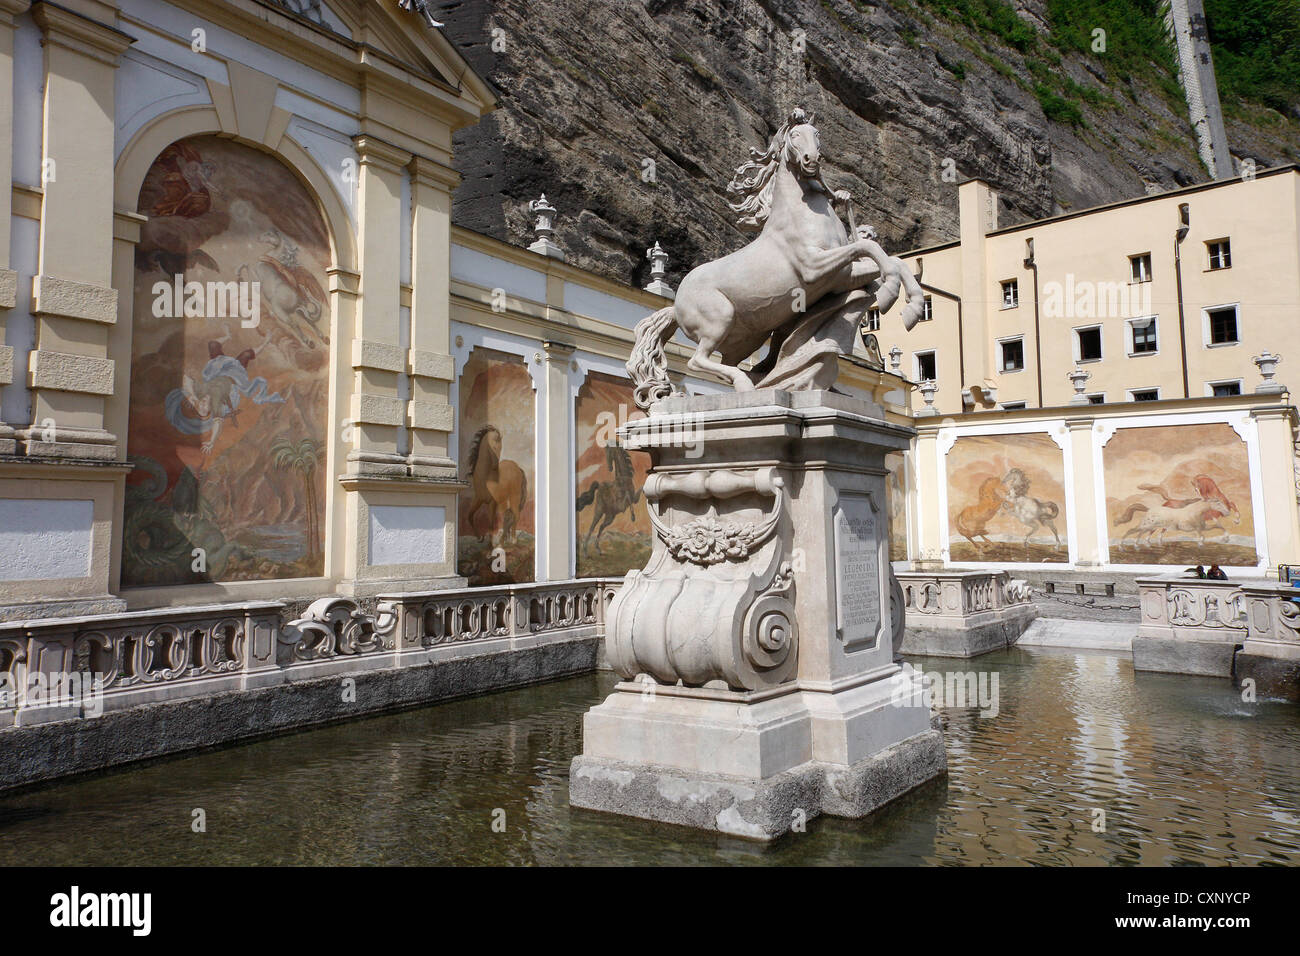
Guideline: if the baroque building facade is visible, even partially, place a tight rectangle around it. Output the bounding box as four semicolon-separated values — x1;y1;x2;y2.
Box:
0;0;1297;628
0;0;498;618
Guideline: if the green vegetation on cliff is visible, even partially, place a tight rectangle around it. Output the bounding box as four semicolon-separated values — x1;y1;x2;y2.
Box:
1205;0;1300;119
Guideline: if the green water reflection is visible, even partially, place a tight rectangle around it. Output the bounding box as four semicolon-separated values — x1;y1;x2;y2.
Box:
1;647;1298;865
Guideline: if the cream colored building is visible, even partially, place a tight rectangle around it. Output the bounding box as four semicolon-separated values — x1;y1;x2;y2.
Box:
871;167;1300;413
0;0;497;618
0;0;1297;627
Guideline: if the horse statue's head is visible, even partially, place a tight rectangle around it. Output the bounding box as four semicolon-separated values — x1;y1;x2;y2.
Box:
783;108;822;178
727;107;820;232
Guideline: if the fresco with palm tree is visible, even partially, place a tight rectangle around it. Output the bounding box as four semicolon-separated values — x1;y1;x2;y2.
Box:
574;372;651;577
122;136;330;586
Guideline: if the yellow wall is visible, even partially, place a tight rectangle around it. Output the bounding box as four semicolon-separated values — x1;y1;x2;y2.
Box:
876;169;1300;415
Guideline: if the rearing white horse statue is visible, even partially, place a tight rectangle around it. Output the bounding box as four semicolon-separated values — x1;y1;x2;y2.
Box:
628;107;924;409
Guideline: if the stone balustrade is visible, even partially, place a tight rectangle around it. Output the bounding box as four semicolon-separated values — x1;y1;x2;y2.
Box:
1135;577;1300;694
895;568;1037;658
0;579;623;727
380;578;617;652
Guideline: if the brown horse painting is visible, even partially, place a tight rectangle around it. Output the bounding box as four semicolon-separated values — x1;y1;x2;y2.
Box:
954;476;1006;553
576;443;642;556
463;424;528;546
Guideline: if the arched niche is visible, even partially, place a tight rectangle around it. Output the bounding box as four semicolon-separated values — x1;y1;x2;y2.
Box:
119;132;335;588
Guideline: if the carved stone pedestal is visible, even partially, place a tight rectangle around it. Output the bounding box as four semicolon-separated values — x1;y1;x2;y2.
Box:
569;390;946;840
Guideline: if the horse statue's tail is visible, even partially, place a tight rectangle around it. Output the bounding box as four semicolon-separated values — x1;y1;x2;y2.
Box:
1041;500;1060;519
519;471;529;513
576;482;599;511
628;306;678;410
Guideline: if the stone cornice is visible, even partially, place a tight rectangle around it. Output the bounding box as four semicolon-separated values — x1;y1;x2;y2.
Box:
353;134;412;174
0;0;31;26
409;154;460;190
31;1;135;66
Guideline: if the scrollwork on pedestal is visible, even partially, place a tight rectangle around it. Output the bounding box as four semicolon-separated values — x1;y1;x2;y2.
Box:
606;466;797;691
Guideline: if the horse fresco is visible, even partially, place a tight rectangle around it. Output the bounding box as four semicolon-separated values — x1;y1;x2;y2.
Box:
954;476;1006;553
1104;424;1258;567
626;107;923;408
463;425;529;546
1116;474;1241;550
576;443;642;557
1000;468;1062;548
946;434;1070;563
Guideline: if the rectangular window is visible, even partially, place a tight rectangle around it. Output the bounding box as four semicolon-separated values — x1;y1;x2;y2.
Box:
1001;401;1027;410
1087;394;1105;405
1208;305;1239;345
1076;326;1102;362
1207;239;1231;270
1130;253;1152;283
1001;279;1019;309
999;337;1025;372
1130;388;1160;402
866;308;881;331
915;351;937;381
1130;316;1157;355
921;296;933;321
1211;381;1242;397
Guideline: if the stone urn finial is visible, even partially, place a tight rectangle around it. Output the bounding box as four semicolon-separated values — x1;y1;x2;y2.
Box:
644;241;675;299
1067;364;1091;405
527;193;565;260
889;345;902;374
1254;350;1285;394
917;379;939;417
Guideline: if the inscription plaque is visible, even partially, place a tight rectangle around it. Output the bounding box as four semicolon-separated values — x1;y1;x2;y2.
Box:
835;494;880;648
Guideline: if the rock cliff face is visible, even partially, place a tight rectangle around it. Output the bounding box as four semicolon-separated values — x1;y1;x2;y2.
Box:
435;0;1297;287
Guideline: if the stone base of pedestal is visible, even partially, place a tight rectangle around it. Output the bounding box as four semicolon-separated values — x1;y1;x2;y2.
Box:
568;676;946;840
1235;653;1300;702
570;729;945;841
1132;636;1239;677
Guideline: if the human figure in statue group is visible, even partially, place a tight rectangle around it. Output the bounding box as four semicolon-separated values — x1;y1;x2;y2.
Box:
1207;564;1228;580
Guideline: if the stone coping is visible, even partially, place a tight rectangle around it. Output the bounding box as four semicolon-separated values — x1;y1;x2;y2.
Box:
0;601;286;633
897;568;1020;580
376;577;623;601
1135;576;1295;594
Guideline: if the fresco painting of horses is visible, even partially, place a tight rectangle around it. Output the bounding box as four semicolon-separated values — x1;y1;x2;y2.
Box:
1104;423;1257;567
885;451;908;562
123;136;330;587
457;349;536;585
574;372;652;577
946;434;1069;564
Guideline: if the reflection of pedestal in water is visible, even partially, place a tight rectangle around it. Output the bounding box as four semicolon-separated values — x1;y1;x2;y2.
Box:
569;390;946;839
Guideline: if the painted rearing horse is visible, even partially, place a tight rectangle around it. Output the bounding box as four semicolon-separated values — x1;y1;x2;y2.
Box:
627;107;924;408
576;443;642;556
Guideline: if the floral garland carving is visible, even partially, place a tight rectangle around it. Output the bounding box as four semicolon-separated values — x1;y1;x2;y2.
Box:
662;515;769;565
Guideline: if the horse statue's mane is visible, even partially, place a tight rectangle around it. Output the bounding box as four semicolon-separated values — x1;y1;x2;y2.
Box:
465;424;499;475
726;108;814;233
